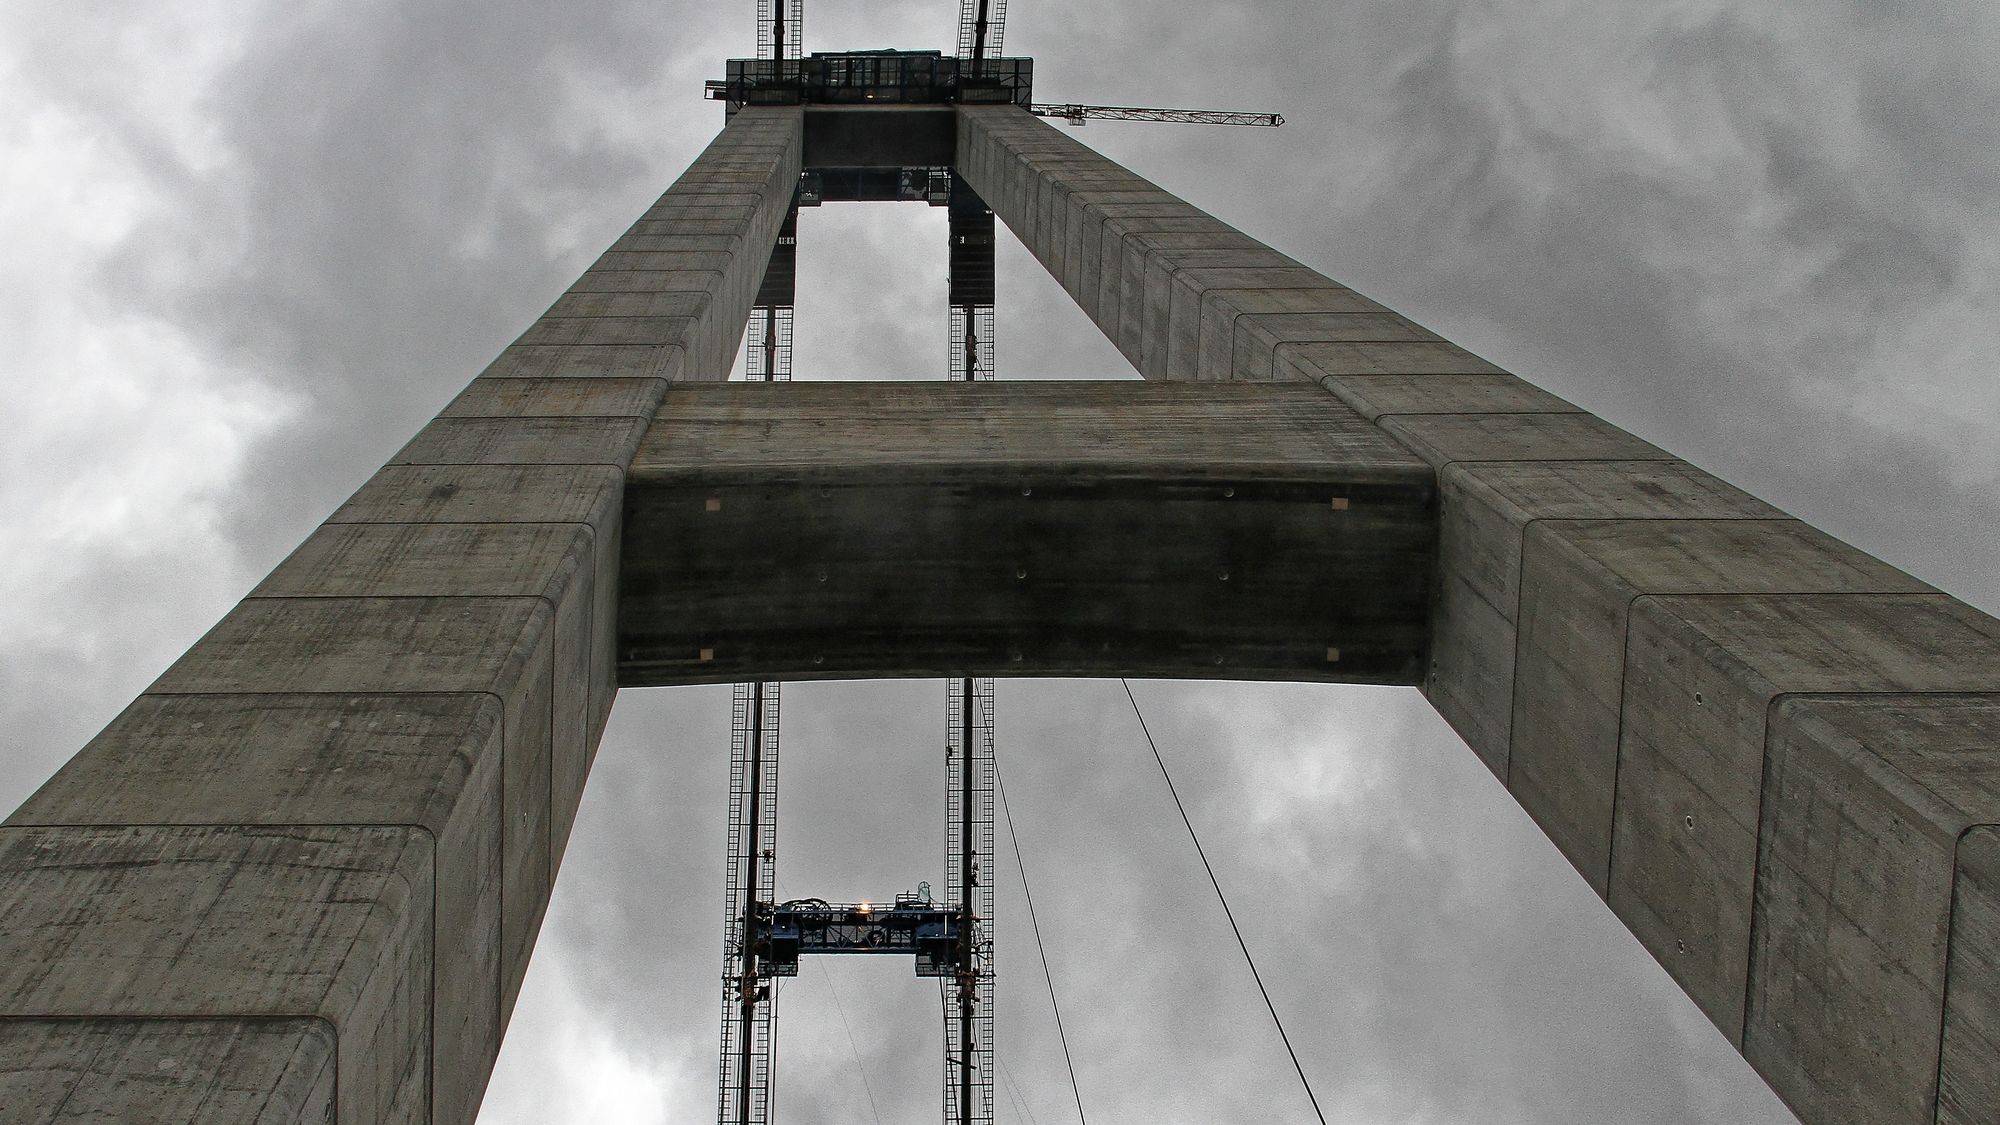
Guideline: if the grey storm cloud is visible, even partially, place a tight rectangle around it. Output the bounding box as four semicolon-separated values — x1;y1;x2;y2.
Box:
5;0;1999;1122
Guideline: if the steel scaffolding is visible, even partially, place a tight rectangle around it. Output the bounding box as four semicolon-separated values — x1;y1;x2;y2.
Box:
719;682;783;1125
944;677;997;1125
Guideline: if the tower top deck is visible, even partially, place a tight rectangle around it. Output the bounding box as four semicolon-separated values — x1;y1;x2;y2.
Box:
706;49;1033;111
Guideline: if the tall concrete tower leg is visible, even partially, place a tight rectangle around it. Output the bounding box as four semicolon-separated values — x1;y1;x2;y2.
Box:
0;107;802;1125
956;103;2000;1125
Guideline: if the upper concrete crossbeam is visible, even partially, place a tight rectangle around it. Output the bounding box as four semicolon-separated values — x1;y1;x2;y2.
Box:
955;103;2000;1125
0;108;802;1125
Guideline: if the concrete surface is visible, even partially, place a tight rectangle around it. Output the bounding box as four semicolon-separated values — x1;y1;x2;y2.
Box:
957;103;2000;1125
1611;593;2000;1033
619;380;1434;685
0;1019;336;1124
1751;695;2000;1124
1512;519;1933;894
1;106;802;1124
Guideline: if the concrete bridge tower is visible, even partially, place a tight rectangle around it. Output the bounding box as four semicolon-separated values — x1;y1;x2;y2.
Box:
4;46;1999;1125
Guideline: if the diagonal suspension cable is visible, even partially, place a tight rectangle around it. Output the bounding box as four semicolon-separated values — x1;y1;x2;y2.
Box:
779;877;885;1125
994;749;1090;1125
997;1057;1042;1125
816;959;886;1125
769;980;780;1125
1118;680;1329;1125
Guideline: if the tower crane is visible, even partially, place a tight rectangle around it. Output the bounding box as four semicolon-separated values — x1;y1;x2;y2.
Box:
745;0;802;383
960;2;1280;128
948;0;1278;395
1031;103;1284;128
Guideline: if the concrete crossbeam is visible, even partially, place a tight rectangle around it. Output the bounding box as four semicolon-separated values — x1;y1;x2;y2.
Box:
620;381;1434;685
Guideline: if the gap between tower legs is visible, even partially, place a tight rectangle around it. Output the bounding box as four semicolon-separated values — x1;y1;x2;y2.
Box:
716;130;1003;1125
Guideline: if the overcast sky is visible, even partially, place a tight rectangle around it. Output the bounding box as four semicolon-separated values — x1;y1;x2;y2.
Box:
5;1;1999;1122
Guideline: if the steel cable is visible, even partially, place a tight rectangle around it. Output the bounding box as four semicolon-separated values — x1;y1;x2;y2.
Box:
1119;680;1329;1125
779;876;884;1125
994;748;1091;1124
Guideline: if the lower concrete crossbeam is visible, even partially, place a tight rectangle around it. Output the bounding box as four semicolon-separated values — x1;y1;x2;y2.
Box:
619;381;1435;685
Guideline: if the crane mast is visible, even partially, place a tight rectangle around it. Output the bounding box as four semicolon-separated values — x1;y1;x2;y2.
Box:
755;0;802;62
957;0;1007;62
717;13;803;1125
718;682;782;1125
943;167;998;1121
947;173;995;383
746;207;797;383
944;679;998;1125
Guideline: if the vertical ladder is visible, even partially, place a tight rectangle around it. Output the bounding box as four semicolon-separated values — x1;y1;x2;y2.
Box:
947;174;996;383
721;189;797;1125
956;0;1009;62
943;171;999;1125
719;682;783;1125
747;206;799;382
944;678;997;1125
755;0;803;62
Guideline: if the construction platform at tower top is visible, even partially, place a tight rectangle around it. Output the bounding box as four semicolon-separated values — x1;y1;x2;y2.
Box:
5;54;2000;1125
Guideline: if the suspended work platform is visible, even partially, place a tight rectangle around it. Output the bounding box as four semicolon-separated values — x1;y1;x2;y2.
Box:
753;892;963;976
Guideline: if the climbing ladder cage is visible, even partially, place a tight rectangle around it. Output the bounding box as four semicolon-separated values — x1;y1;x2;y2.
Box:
720;681;783;1125
956;0;1009;60
945;173;994;384
948;305;996;382
722;682;783;964
744;304;794;382
755;0;803;61
744;204;797;383
943;677;997;1125
717;1003;775;1125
